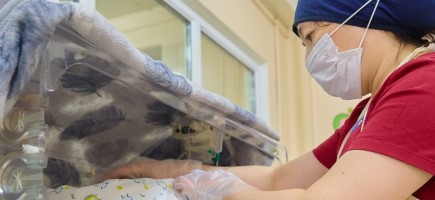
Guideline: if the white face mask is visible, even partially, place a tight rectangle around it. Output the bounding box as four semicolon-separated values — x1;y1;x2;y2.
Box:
305;0;380;100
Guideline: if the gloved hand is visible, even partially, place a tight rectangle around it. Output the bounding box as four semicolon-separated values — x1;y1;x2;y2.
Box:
173;169;255;200
98;157;202;181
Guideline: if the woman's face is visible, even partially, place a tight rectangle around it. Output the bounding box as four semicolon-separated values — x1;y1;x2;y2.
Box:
297;21;378;96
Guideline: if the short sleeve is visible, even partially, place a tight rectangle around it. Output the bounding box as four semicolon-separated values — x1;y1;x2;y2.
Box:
313;130;341;169
313;98;370;169
346;57;435;175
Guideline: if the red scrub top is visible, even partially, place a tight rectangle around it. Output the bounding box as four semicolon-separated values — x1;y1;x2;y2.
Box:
313;52;435;199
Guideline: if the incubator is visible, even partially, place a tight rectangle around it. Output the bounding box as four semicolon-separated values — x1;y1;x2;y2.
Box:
0;22;287;200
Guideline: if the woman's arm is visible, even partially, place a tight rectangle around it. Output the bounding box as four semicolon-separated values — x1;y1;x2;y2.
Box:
225;150;431;200
100;151;328;191
203;151;328;191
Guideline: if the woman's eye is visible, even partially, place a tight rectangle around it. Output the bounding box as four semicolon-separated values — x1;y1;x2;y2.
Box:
305;33;312;41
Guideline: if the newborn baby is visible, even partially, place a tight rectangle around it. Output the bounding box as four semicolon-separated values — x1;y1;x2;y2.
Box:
47;178;178;200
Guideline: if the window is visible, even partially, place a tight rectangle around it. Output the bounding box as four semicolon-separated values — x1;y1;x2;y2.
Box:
96;0;190;77
201;35;255;112
88;0;267;119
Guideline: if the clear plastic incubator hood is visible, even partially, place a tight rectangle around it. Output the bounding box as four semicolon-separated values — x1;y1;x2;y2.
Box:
0;8;287;200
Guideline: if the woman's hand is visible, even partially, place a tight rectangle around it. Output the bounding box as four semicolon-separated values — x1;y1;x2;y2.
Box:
173;169;256;200
98;157;202;181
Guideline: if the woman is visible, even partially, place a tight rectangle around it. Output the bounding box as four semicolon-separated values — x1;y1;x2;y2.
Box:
102;0;435;199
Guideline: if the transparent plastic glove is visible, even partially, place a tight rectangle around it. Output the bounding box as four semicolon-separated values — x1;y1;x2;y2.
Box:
173;169;255;200
98;157;202;181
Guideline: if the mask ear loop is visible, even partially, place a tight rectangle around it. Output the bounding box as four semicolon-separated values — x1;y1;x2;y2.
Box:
359;0;381;48
330;0;374;36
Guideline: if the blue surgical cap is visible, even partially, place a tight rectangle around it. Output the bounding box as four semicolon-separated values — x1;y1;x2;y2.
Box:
293;0;435;38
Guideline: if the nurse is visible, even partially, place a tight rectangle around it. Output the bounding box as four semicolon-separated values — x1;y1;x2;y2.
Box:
102;0;435;199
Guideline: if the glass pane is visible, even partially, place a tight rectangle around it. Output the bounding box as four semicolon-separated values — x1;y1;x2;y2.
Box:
201;35;256;112
96;0;190;77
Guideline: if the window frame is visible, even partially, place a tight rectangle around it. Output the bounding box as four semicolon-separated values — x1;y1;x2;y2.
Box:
80;0;270;122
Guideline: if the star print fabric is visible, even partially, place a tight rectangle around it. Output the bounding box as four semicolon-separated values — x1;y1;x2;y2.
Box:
47;178;178;200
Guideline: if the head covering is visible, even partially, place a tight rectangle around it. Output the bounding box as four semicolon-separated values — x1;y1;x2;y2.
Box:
293;0;435;38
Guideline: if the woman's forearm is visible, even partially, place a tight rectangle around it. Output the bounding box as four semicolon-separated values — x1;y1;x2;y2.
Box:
200;152;327;191
202;165;276;191
224;188;306;200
